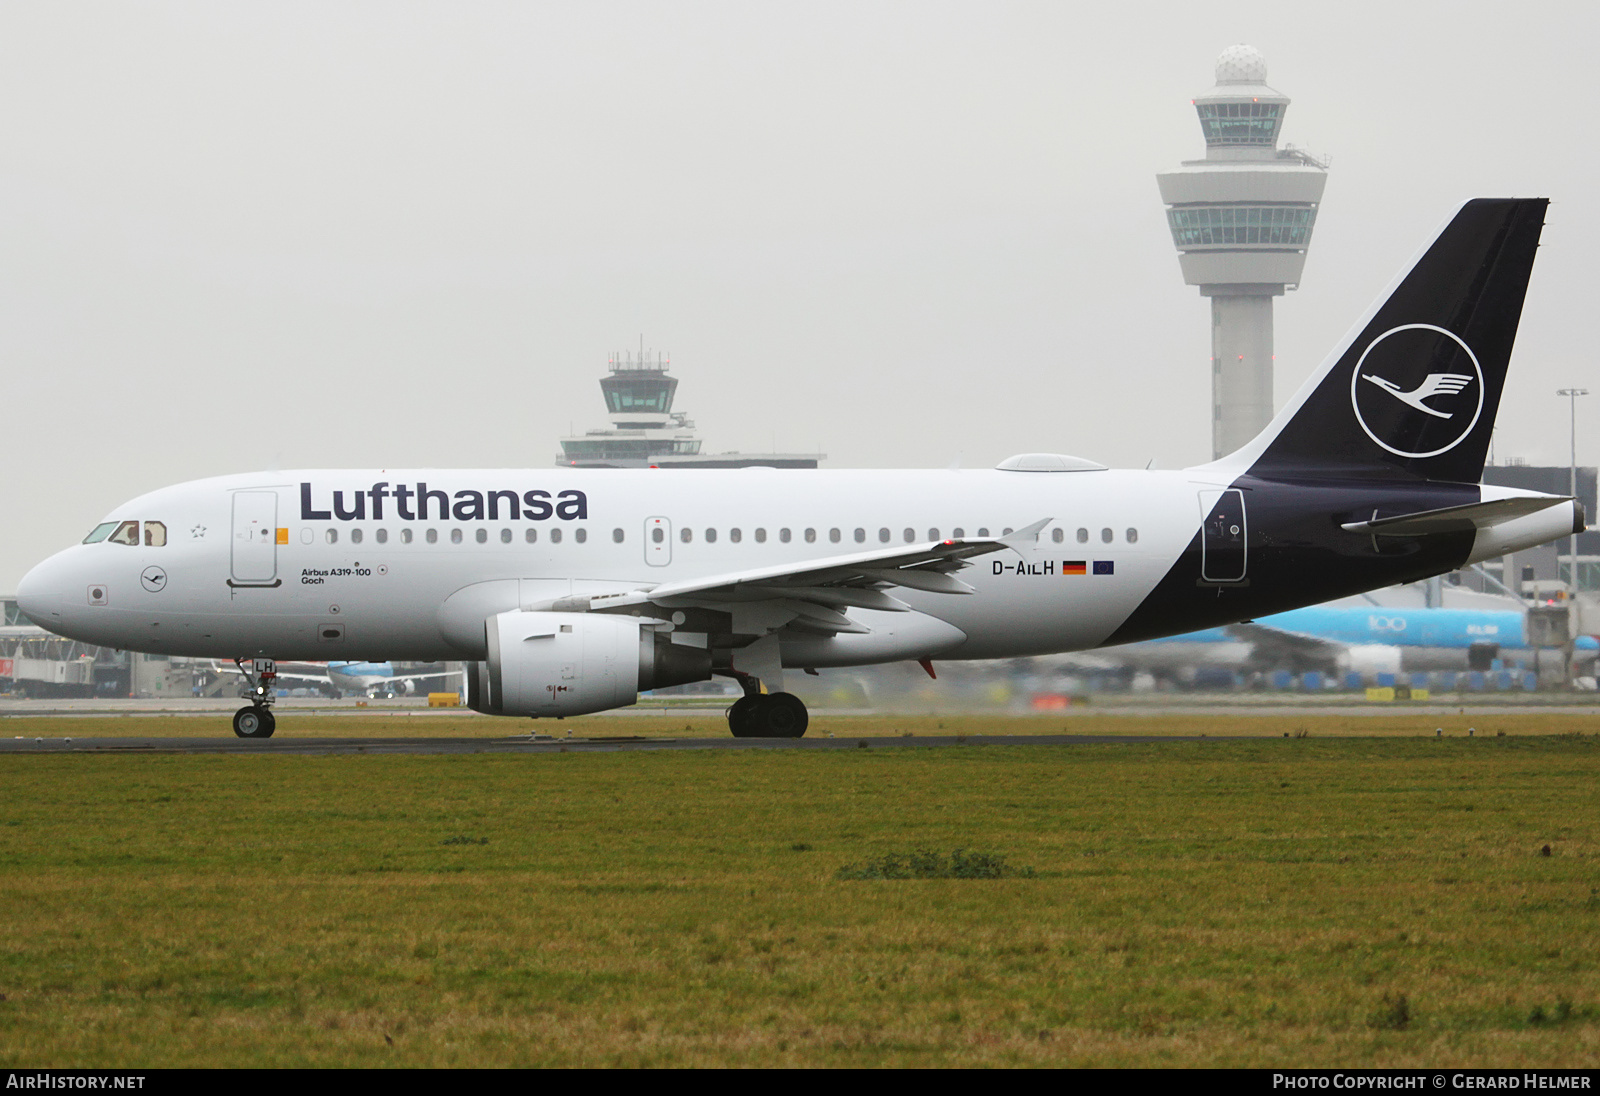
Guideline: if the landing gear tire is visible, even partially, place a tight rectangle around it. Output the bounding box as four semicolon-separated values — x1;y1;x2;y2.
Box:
233;706;276;739
725;692;808;738
727;695;761;738
762;692;808;738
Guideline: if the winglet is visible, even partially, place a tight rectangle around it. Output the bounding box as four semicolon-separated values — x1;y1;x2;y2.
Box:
999;518;1051;550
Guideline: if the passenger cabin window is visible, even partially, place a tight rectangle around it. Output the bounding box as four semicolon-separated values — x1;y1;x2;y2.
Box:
550;528;562;544
1052;528;1064;543
854;528;865;543
779;528;791;543
575;528;587;544
143;522;167;547
1101;528;1113;543
829;528;841;543
1077;528;1088;543
401;529;413;544
953;527;965;539
351;528;364;545
108;521;140;546
377;529;389;544
928;528;939;541
729;528;741;543
804;528;817;543
501;528;512;544
451;529;463;545
903;528;915;543
878;528;890;543
1127;528;1139;544
426;529;438;544
475;529;487;544
681;527;692;543
326;529;338;544
705;528;717;543
525;529;537;544
613;528;625;544
83;522;118;545
755;528;767;543
977;527;989;537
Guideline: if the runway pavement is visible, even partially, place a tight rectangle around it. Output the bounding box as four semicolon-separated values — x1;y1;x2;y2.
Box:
0;732;1216;755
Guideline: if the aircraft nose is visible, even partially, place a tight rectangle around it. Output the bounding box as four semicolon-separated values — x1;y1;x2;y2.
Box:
16;551;75;629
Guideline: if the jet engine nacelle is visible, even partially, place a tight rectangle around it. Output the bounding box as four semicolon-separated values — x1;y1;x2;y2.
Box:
465;610;711;717
1340;644;1402;679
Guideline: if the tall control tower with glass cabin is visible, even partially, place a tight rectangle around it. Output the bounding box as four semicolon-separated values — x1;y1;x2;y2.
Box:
1157;44;1328;460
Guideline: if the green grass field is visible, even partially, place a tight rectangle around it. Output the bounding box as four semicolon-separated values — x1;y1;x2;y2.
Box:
1;725;1598;1066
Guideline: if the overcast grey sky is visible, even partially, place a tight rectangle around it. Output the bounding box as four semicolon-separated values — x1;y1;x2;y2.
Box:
4;1;1598;591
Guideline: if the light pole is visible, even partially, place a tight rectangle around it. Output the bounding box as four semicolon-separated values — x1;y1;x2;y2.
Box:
1557;388;1588;593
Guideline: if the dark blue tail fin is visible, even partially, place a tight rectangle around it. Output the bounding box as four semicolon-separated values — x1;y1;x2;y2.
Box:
1220;198;1547;483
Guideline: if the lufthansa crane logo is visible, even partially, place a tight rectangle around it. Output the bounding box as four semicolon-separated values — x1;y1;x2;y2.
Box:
1349;324;1484;459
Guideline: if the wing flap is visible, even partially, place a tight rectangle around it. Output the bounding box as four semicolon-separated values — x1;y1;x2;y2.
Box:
1224;622;1344;672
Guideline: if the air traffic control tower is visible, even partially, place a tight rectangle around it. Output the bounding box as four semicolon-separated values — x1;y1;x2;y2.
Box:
557;344;825;469
1157;44;1328;459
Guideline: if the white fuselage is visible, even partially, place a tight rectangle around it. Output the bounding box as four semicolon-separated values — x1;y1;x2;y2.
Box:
19;467;1205;664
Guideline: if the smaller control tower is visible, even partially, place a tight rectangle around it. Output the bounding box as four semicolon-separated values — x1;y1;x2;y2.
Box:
557;343;825;469
1157;45;1328;459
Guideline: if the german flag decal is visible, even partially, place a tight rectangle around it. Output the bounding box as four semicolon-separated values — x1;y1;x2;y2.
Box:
1062;561;1087;575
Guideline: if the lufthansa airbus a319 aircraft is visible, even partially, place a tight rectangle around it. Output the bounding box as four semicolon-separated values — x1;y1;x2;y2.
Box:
16;199;1583;738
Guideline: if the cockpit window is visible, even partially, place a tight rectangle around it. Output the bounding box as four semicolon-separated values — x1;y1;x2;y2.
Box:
82;523;118;544
144;521;167;547
107;521;140;546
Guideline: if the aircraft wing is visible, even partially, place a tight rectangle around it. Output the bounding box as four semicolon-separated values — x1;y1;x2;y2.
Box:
568;519;1050;636
1223;621;1346;674
367;669;464;684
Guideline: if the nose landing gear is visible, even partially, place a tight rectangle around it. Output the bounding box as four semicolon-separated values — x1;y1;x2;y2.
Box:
232;657;278;739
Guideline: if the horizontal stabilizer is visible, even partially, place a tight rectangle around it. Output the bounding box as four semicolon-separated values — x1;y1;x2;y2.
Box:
1340;494;1572;536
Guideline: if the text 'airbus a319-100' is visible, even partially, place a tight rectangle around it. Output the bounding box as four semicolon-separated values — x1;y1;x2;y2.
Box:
17;199;1584;738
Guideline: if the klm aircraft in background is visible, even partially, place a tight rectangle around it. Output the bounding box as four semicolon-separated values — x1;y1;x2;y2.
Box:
1102;604;1598;683
214;659;459;698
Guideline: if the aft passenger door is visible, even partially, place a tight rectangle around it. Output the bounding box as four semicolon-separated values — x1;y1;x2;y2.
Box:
1199;489;1247;583
644;517;672;567
231;491;279;584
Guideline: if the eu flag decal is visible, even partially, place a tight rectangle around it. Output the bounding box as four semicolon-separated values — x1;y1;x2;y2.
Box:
1093;560;1114;575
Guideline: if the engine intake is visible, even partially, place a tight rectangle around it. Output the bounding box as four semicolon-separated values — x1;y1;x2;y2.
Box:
465;611;711;717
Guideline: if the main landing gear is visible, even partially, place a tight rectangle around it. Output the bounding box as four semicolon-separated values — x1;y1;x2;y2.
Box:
726;675;809;738
232;657;278;739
